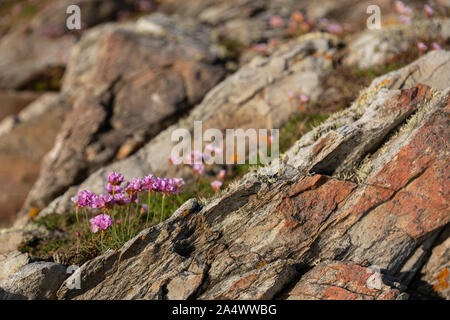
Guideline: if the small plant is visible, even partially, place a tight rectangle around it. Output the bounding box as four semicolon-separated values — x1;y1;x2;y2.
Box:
69;172;185;253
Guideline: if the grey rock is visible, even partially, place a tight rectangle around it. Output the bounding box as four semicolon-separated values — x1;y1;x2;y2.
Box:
0;262;68;300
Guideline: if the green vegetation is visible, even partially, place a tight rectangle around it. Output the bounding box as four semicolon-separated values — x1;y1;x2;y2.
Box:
279;112;328;153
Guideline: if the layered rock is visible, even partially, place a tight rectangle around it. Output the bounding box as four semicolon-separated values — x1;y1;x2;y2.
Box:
23;14;225;211
344;18;450;69
38;32;340;217
0;94;70;227
54;52;449;300
0;262;68;300
0;0;149;90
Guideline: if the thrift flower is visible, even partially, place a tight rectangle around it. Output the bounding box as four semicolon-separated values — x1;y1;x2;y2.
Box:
77;190;95;208
89;214;113;233
327;23;343;34
417;42;428;53
394;1;412;15
108;172;124;186
399;15;411;25
424;4;434;17
106;183;122;194
300;94;309;103
126;178;143;194
173;178;185;190
270;16;284;28
218;169;226;180
193;163;205;175
142;174;155;191
91;194;115;210
113;193;131;206
288;91;296;100
211;180;223;192
432;42;442;51
291;11;305;23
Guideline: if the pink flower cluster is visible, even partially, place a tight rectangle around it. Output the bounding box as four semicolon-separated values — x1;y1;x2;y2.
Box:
170;146;223;175
89;214;114;233
71;172;185;211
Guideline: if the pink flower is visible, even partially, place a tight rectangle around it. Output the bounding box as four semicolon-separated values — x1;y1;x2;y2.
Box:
89;214;113;233
319;18;329;27
417;42;428;53
432;42;442;51
424;4;434;17
218;169;226;180
399;15;411;25
327;23;343;34
394;1;412;16
193;163;205;175
288;91;296;100
211;180;223;192
253;43;271;55
291;11;305;23
300;94;309;103
108;172;124;186
270;16;285;28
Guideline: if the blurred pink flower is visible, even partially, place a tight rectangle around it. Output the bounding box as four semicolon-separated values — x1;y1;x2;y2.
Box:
288;91;296;100
291;11;305;23
218;169;226;180
399;15;411;25
417;42;428;53
211;180;223;192
327;23;343;34
394;1;412;16
193;163;205;175
432;42;442;51
270;16;285;28
300;94;309;103
424;4;434;17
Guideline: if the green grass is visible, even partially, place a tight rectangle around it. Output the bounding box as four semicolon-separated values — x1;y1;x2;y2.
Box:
279;112;328;153
19;179;218;266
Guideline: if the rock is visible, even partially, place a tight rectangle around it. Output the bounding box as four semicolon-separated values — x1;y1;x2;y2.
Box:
0;216;67;255
344;19;449;69
40;32;339;217
287;261;407;300
0;32;75;90
370;50;450;91
0;0;147;90
22;14;225;212
410;226;450;299
0;262;68;300
0;251;29;282
0;94;70;227
0;91;41;121
200;260;298;299
54;53;449;300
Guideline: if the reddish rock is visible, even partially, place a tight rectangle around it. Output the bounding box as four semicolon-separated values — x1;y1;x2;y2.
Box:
287;261;407;300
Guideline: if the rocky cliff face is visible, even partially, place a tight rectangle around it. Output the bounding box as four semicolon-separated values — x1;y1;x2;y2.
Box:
0;0;448;300
53;62;449;300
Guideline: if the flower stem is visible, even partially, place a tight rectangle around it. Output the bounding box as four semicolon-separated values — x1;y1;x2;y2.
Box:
160;194;165;222
146;191;151;227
